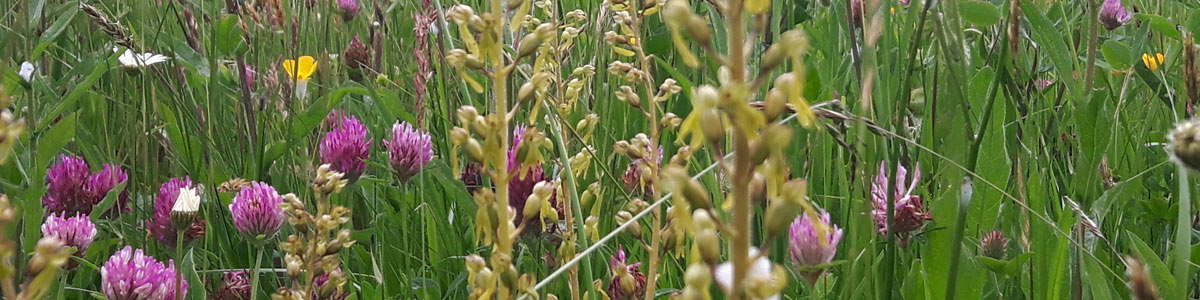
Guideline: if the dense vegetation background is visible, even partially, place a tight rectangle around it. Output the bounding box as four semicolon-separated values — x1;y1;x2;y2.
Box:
1;0;1199;299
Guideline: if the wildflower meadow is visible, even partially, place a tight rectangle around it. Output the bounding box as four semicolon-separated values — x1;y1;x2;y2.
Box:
2;0;1200;299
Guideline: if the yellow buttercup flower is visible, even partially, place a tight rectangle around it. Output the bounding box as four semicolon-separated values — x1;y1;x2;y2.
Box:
283;56;318;81
1141;52;1164;72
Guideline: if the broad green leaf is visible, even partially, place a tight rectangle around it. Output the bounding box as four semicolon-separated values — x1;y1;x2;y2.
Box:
1082;254;1114;300
1100;40;1133;71
959;2;1001;27
213;14;249;57
180;249;206;300
33;1;79;60
1134;14;1181;40
1021;0;1076;97
1127;232;1178;299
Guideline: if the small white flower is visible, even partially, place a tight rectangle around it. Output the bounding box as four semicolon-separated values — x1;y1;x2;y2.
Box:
18;61;35;83
714;248;781;300
114;47;171;68
172;187;201;213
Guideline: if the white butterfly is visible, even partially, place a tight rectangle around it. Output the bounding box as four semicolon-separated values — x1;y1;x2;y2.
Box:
18;61;34;83
113;47;171;68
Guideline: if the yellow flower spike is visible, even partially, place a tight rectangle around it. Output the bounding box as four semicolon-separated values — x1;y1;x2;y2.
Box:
509;0;532;32
458;23;480;55
671;31;700;67
458;70;485;93
282;56;317;81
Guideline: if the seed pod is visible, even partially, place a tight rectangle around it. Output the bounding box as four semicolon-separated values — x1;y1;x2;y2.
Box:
763;201;798;237
764;89;787;123
518;82;535;103
762;44;787;73
700;110;725;146
695;229;720;262
518;32;542;57
685;16;712;45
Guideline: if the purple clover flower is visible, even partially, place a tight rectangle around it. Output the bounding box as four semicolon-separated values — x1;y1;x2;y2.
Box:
384;121;434;183
870;161;933;247
101;246;186;300
320;114;372;180
1100;0;1131;30
229;181;286;239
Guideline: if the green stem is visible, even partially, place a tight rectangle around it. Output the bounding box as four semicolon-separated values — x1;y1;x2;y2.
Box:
945;178;973;299
249;247;266;300
175;229;185;300
54;270;66;300
545;104;596;297
1173;168;1192;299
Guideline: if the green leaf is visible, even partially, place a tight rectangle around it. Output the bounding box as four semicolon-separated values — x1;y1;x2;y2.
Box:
1100;40;1133;71
36;51;114;131
88;180;126;219
1127;232;1178;299
179;249;206;300
213;14;248;57
1021;0;1076;97
38;2;78;43
1134;14;1181;40
36;113;78;171
959;2;1001;27
1082;254;1114;300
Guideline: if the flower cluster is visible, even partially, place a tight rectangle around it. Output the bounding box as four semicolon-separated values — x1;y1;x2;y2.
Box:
1099;0;1131;31
229;181;286;239
101;246;186;300
42;155;129;217
320;113;372;180
273;164;355;300
384;121;434;183
606;246;646;300
870;162;933;247
41;213;97;269
788;209;842;285
212;271;251;300
146;177;206;246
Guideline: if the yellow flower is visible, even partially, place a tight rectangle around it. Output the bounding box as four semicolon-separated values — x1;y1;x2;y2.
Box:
283;56;318;81
1141;52;1164;72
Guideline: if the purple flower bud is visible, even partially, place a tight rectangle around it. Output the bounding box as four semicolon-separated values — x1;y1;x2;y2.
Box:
606;245;645;300
384;121;433;183
101;246;186;300
981;230;1009;259
344;36;370;70
320;114;372;180
146;177;206;246
213;271;251;300
1100;0;1131;30
243;65;257;92
338;0;359;22
229;181;286;239
43;155;92;217
870;161;933;247
42;213;97;269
